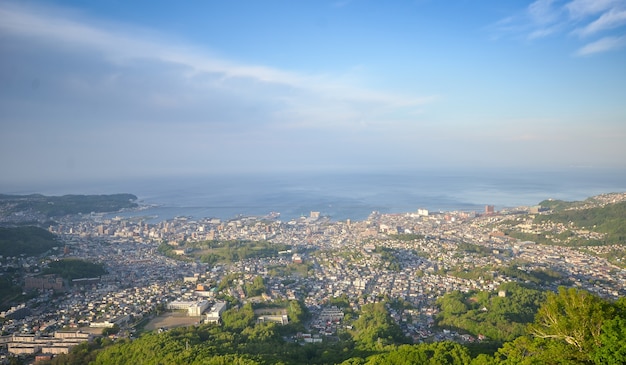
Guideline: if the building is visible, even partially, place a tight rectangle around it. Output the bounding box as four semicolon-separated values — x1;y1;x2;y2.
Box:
7;331;92;356
90;315;130;328
173;248;191;255
24;275;63;291
205;301;227;324
167;300;210;316
184;274;199;283
320;306;344;322
257;314;289;325
188;300;210;316
485;205;495;214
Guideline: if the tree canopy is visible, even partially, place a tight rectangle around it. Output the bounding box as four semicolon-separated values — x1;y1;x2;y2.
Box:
0;193;138;218
42;258;107;280
0;226;58;257
36;288;626;365
351;302;408;350
436;282;545;343
535;201;626;245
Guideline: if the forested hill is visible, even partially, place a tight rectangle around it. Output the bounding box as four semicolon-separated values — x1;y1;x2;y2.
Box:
536;199;626;245
40;287;626;365
0;226;59;256
504;193;626;247
0;193;138;220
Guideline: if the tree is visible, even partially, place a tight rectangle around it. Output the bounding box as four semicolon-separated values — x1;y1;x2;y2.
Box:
287;300;308;324
591;316;626;365
437;291;468;316
352;302;407;349
436;284;544;343
470;353;498;365
364;342;471;365
494;335;588;364
245;276;266;297
102;324;120;336
0;226;58;257
528;287;612;354
222;303;255;331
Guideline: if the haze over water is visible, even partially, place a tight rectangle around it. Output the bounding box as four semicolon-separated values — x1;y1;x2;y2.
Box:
4;167;626;222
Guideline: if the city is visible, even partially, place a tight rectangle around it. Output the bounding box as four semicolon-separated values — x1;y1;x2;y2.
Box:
2;192;625;362
3;0;626;363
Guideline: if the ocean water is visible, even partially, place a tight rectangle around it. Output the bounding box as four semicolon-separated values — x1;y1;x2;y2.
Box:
4;167;626;222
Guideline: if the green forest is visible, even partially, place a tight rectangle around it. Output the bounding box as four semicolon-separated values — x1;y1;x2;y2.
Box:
504;199;626;247
0;193;138;218
436;282;545;343
536;201;626;244
42;258;107;280
158;239;291;264
0;276;29;312
36;286;626;365
0;226;59;256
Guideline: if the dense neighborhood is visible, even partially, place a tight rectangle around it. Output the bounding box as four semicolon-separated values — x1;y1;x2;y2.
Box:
1;192;626;363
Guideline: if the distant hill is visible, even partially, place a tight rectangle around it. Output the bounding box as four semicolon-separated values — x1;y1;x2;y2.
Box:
0;193;138;220
0;226;59;257
537;198;583;211
535;200;626;245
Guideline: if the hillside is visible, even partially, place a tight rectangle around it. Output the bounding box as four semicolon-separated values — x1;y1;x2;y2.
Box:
0;193;138;221
504;193;626;247
42;258;107;280
39;287;626;365
535;200;626;245
0;226;59;257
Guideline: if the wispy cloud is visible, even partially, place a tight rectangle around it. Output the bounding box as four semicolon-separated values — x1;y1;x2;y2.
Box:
528;0;561;25
574;8;626;37
0;1;444;180
528;25;562;39
576;34;626;55
0;3;303;89
0;2;434;130
565;0;622;19
490;0;626;55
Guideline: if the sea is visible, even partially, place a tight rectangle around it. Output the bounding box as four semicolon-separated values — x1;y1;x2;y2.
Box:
3;167;626;223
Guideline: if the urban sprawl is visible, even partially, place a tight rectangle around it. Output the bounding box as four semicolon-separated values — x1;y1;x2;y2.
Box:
2;192;626;361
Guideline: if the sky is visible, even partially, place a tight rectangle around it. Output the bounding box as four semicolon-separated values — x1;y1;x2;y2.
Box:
1;0;626;186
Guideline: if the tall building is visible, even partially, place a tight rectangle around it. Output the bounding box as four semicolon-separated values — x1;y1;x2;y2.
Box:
485;205;495;214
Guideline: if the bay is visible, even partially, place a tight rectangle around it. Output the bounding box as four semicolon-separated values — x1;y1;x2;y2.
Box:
3;167;626;222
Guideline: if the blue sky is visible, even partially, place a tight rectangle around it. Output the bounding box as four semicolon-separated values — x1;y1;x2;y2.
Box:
1;0;625;185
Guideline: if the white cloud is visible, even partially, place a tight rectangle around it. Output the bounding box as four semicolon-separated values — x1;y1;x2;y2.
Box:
0;3;301;88
528;0;561;25
565;0;624;19
576;35;626;55
0;1;444;181
490;0;626;55
528;25;561;39
0;2;433;125
574;8;626;37
489;0;564;41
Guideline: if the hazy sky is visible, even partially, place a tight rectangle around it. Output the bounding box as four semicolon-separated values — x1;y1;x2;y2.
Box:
1;0;625;185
